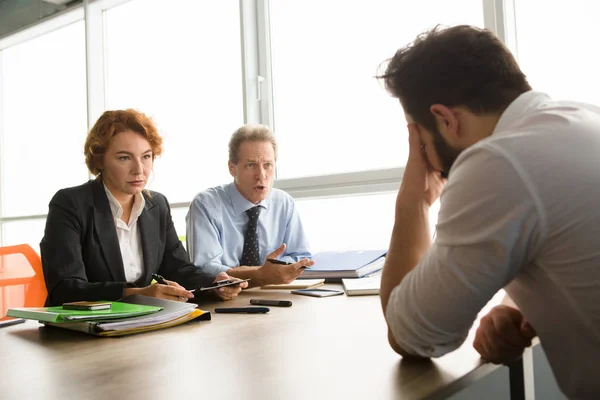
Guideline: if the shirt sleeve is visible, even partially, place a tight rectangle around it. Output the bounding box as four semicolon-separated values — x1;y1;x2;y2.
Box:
280;197;312;262
186;196;230;276
386;144;546;357
157;194;215;289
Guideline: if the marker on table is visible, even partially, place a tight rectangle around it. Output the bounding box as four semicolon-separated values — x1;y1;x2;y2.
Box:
250;299;292;307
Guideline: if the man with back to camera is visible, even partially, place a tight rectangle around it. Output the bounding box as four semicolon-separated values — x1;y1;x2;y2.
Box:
378;25;600;398
186;124;314;287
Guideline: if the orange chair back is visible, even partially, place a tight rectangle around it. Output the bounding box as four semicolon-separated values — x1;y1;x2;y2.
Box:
0;244;47;317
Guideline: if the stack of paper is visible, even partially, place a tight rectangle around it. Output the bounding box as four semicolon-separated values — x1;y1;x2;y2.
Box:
9;295;211;337
45;295;210;336
7;302;161;323
342;274;381;296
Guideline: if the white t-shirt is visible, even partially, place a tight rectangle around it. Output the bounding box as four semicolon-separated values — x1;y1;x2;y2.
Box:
386;91;600;399
104;184;145;283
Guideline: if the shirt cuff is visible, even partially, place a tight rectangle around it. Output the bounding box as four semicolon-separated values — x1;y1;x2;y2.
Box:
198;262;230;277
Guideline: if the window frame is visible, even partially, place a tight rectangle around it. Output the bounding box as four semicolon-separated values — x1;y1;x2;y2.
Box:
0;0;516;246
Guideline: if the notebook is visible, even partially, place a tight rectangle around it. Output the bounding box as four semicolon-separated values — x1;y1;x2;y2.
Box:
44;295;210;337
7;301;161;323
342;274;381;296
300;250;386;279
260;279;325;290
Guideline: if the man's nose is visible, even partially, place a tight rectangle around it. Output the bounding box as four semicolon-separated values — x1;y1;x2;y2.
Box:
257;165;266;179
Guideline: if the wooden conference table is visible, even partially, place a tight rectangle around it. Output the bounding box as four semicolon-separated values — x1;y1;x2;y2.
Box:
0;285;525;400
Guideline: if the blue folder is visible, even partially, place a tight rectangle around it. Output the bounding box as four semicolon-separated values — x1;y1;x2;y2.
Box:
301;250;387;279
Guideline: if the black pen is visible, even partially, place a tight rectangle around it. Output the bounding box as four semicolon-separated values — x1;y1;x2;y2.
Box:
267;258;310;269
152;273;169;285
215;307;270;314
267;258;293;265
152;273;188;301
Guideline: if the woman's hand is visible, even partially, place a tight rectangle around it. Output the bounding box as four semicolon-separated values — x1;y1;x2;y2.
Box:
212;272;248;300
123;279;194;302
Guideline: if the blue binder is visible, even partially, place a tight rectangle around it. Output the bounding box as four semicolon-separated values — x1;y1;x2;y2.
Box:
301;250;387;279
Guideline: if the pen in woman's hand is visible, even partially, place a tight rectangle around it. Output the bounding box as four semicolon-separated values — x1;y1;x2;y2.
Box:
152;273;169;285
152;273;187;301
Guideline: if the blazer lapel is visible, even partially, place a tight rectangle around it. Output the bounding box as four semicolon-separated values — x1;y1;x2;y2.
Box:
92;180;126;282
137;194;159;284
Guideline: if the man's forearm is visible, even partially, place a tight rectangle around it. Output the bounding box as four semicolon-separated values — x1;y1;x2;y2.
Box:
227;266;263;287
380;200;431;312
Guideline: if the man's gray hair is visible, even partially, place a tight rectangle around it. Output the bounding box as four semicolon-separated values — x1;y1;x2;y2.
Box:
228;124;277;164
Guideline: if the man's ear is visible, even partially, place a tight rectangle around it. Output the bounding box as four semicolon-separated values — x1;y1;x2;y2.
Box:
430;104;460;144
228;160;236;177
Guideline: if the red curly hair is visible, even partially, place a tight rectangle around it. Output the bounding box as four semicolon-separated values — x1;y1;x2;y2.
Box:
84;109;163;176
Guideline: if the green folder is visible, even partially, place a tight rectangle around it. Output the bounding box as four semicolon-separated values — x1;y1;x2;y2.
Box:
7;302;162;323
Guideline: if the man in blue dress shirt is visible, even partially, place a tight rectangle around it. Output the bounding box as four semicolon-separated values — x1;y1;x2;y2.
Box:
186;124;314;287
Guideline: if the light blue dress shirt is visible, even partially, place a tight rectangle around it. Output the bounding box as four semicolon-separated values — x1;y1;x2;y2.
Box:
186;182;311;275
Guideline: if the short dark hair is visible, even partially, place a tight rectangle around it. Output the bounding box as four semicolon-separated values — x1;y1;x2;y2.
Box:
378;25;531;132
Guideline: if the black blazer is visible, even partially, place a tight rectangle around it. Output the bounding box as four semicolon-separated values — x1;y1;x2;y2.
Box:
41;179;214;306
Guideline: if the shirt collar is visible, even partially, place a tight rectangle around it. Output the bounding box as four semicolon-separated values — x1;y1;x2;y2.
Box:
492;90;551;135
225;182;270;216
103;183;145;222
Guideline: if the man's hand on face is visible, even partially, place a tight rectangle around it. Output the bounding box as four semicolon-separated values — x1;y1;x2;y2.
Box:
398;123;446;208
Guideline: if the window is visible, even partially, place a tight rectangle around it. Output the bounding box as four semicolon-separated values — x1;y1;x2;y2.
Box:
2;219;46;254
0;20;87;250
1;21;88;218
104;0;244;204
170;206;188;246
295;193;440;253
269;0;484;178
515;0;600;105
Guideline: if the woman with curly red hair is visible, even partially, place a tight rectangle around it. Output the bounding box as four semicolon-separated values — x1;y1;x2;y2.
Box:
41;109;247;306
